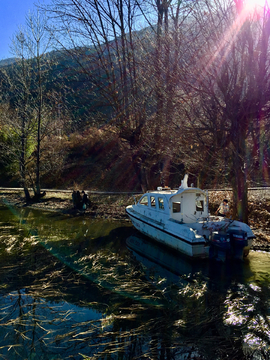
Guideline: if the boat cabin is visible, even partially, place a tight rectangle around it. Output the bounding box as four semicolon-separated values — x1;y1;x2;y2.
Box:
169;188;208;223
137;178;209;224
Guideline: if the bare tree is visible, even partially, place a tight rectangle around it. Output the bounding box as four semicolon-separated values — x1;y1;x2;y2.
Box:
44;0;157;189
0;11;66;199
138;0;194;186
25;9;54;197
179;0;270;221
9;30;33;200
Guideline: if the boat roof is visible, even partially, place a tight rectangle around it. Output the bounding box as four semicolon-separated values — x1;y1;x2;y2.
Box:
147;186;205;198
144;175;206;200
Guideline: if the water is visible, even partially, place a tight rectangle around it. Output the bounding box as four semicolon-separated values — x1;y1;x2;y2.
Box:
0;205;270;359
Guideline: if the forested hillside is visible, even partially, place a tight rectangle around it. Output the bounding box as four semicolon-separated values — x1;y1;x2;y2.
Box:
1;0;270;222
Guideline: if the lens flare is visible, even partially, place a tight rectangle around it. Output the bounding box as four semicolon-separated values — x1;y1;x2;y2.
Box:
244;0;267;11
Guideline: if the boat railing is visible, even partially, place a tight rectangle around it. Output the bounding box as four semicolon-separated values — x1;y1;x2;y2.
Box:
148;187;176;193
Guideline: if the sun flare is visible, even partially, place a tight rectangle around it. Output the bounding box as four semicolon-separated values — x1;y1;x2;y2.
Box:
244;0;267;11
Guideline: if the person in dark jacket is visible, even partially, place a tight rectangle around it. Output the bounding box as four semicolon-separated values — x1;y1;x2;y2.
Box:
72;190;77;209
76;190;82;209
82;191;90;209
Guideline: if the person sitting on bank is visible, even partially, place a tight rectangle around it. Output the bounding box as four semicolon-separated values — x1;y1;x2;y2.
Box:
82;191;90;209
216;199;229;217
72;190;77;209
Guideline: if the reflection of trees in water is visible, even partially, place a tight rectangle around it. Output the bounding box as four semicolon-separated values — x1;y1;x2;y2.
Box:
224;283;270;359
0;208;270;359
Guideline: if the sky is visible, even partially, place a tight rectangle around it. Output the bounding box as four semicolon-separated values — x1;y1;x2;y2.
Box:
0;0;50;60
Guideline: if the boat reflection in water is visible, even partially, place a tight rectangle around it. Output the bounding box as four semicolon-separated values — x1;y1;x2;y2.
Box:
126;233;207;281
126;232;254;287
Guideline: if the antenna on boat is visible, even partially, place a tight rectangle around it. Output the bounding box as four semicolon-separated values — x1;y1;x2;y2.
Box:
180;174;189;189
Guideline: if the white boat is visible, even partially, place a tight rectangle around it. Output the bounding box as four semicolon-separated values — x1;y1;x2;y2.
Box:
126;175;255;261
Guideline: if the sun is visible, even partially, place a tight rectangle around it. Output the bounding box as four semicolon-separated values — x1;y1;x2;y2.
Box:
234;0;268;16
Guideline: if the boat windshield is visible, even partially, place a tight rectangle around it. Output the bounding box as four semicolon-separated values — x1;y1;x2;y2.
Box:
139;195;148;206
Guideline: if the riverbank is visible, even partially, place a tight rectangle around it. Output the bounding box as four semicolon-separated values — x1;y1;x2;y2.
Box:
0;188;269;251
0;189;132;220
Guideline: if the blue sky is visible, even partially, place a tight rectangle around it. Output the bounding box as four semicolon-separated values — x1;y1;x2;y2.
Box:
0;0;50;59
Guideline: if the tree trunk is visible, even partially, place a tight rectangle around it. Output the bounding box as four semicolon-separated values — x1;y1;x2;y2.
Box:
20;108;31;202
24;187;31;202
132;153;148;193
231;132;248;223
231;168;248;222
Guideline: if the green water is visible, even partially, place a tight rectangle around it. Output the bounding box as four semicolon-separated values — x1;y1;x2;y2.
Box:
0;204;270;359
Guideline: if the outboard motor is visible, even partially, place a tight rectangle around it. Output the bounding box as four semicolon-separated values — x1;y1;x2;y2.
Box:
209;231;230;262
227;229;248;260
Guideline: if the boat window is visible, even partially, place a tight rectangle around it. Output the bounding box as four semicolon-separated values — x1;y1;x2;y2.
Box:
196;200;204;211
158;197;164;210
173;202;181;213
150;196;156;207
139;195;148;206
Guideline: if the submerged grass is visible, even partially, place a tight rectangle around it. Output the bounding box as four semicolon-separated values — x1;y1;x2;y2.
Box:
0;204;270;359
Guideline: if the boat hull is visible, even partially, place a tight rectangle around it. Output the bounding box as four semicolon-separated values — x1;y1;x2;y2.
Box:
126;207;254;260
126;207;209;258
